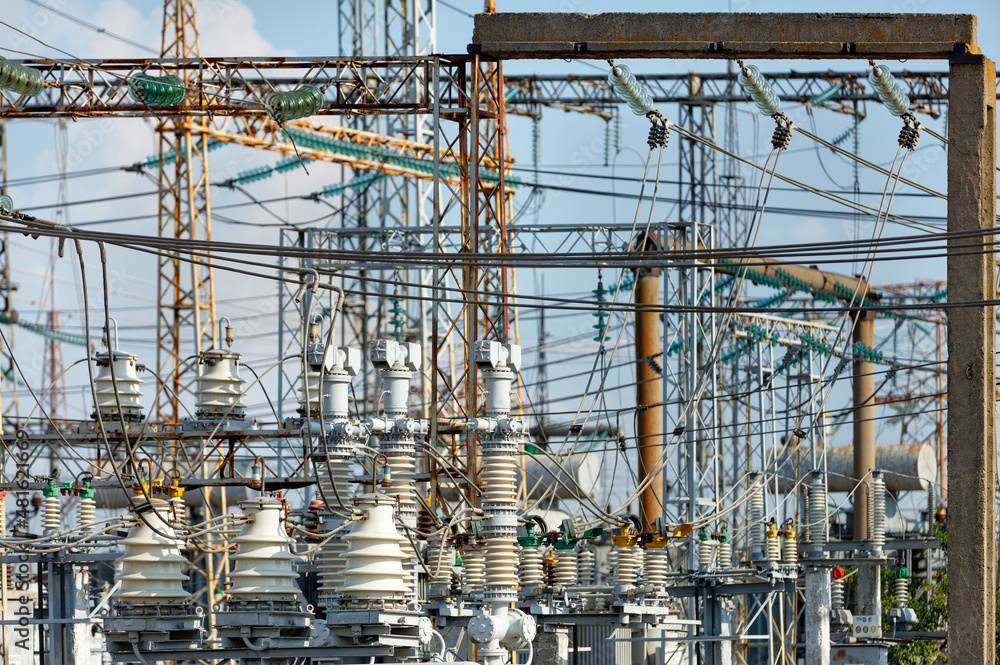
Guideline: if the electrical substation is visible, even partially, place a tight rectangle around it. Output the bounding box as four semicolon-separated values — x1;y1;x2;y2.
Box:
0;4;994;665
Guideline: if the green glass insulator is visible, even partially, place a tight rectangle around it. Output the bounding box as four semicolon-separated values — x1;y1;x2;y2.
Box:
129;73;185;106
266;85;324;122
0;56;44;97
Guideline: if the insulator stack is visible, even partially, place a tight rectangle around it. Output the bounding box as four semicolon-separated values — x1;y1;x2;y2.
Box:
606;548;618;583
518;546;545;587
128;73;185;105
607;64;653;116
78;496;96;528
195;349;246;419
870;472;886;551
613;546;639;589
868;65;911;116
809;472;828;545
266;84;324;122
227;497;304;604
765;523;780;563
926;488;937;535
643;549;666;587
737;64;781;116
748;473;765;556
481;451;518;600
698;532;715;570
717;538;733;570
553;549;578;586
831;579;845;610
93;351;145;421
462;551;485;592
339;495;409;605
895;575;908;608
429;547;455;589
0;56;45;97
113;500;189;605
577;549;596;585
315;456;355;608
42;494;61;533
782;526;798;564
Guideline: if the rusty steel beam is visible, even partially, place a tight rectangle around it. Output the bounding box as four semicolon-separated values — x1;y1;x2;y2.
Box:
471;12;978;60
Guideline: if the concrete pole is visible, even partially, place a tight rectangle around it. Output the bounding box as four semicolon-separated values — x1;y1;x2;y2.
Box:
804;567;831;665
851;309;876;543
947;53;996;665
635;269;663;531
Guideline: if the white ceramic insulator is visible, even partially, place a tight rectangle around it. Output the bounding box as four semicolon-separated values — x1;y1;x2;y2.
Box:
315;459;354;606
94;351;144;419
831;579;845;610
698;539;715;570
613;546;639;589
783;535;797;564
749;478;765;555
429;547;455;587
718;541;733;570
298;368;326;417
114;499;189;605
339;497;409;601
78;497;96;528
895;576;908;608
518;546;545;587
462;551;485;591
228;498;303;603
809;473;828;545
382;452;418;600
871;475;886;550
765;533;780;563
553;549;578;586
643;549;666;587
576;549;595;585
43;495;60;533
195;349;246;417
481;452;518;596
926;488;937;535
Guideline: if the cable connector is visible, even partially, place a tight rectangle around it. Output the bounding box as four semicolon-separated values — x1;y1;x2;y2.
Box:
897;113;920;150
771;112;792;150
646;111;669;149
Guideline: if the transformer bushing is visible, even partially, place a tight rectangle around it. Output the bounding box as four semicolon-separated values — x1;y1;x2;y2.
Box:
194;348;246;420
321;493;427;662
365;340;428;605
93;350;145;422
467;341;536;665
103;499;203;659
305;342;362;611
215;497;311;660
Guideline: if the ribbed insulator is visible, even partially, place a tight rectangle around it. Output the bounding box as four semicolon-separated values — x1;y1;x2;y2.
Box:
782;535;798;564
195;349;246;418
266;85;324;122
315;458;354;607
749;479;765;555
429;547;455;588
553;549;578;586
93;351;144;420
0;56;45;97
169;497;187;532
577;549;595;585
462;551;485;592
926;488;936;535
809;473;828;545
895;576;908;608
339;497;409;602
737;64;781;116
78;497;96;529
605;548;618;583
481;453;518;596
643;549;666;587
383;451;418;600
698;539;715;570
613;546;639;589
43;495;61;533
718;540;733;570
113;500;189;605
518;546;545;587
868;65;910;117
298;368;326;418
831;579;845;610
870;475;886;550
228;498;303;603
765;533;780;563
607;64;653;116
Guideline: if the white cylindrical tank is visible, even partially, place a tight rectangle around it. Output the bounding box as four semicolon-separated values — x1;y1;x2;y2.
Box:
769;444;936;492
94;351;144;420
113;499;189;605
195;349;246;418
228;497;304;603
521;452;602;500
